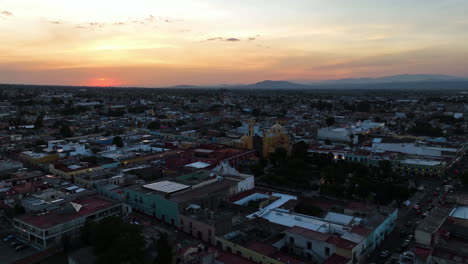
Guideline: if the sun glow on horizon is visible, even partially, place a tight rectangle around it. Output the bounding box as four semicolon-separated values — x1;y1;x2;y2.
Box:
1;0;468;86
85;77;122;87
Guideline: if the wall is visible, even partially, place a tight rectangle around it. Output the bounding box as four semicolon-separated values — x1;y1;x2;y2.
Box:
124;188;179;226
215;237;284;264
179;214;216;245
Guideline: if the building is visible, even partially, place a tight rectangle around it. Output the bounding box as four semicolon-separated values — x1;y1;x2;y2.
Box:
262;123;290;157
317;127;358;144
14;195;123;249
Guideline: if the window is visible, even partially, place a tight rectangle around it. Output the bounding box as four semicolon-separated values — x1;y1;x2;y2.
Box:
307;241;312;250
289;237;295;244
325;247;330;256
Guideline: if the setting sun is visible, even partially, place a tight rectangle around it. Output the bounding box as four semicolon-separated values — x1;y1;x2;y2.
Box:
86;77;121;87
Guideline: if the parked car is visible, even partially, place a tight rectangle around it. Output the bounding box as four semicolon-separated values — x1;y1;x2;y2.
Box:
10;241;20;248
3;235;14;242
15;245;27;251
380;250;391;258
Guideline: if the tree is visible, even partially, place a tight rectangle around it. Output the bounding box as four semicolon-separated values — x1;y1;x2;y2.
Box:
154;232;173;264
12;204;25;216
325;116;335;127
147;121;161;130
34;115;43;129
59;124;73;138
84;216;145;264
291;141;309;160
113;136;124;148
357;101;371;112
460;172;468;187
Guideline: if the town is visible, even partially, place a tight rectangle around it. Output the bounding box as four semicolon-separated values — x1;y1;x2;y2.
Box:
0;85;466;264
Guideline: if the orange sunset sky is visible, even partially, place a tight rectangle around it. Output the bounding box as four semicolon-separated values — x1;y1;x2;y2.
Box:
1;0;468;87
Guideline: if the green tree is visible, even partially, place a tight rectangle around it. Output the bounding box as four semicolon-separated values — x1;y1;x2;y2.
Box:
325;116;335;127
460;172;468;187
34;115;43;129
84;216;145;264
59;124;73;138
154;232;173;264
113;136;124;148
147;121;161;130
13;204;25;216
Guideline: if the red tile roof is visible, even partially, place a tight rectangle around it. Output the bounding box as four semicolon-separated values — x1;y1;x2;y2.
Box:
216;252;256;264
286;226;331;242
323;254;350;264
17;196;117;229
351;225;373;236
269;252;305;264
246;242;277;256
413;247;431;259
326;236;357;250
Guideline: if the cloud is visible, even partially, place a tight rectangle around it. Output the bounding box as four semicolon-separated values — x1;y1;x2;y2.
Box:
202;37;241;42
248;37;256;41
48;21;62;25
1;11;13;16
203;37;223;42
74;22;105;30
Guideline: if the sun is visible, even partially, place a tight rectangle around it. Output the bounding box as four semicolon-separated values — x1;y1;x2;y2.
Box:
85;77;121;87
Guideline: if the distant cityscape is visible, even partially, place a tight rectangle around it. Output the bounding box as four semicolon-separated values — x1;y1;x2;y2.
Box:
0;84;466;264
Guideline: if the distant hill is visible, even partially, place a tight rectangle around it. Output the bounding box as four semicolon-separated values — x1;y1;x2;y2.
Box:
240;80;309;89
1;74;467;91
318;74;466;85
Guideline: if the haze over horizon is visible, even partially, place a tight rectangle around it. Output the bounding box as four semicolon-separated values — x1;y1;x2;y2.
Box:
1;0;468;87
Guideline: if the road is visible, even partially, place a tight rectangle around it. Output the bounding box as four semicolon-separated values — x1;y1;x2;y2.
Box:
367;173;458;264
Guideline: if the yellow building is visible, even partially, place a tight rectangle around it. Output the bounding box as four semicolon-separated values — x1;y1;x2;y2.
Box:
238;119;255;150
262;123;290;157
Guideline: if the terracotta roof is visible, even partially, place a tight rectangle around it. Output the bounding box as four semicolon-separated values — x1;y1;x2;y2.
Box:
216;252;256;264
326;236;357;250
246;242;276;256
286;226;331;242
323;253;350;264
17;196;117;229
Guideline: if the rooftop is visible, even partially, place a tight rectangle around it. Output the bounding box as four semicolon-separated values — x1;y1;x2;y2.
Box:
17;196;118;229
142;181;190;194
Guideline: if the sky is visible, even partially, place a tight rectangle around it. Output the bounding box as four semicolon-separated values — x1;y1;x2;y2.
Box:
1;0;468;87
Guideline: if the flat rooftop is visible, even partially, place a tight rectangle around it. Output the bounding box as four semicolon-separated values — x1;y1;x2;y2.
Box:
143;181;190;194
401;159;443;166
17;196;118;229
450;206;468;220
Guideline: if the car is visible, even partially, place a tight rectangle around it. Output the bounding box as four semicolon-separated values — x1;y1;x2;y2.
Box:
416;210;422;215
433;192;439;196
3;235;14;242
424;212;430;217
408;235;414;240
10;241;20;248
412;205;420;210
380;250;390;258
15;245;27;251
400;230;407;237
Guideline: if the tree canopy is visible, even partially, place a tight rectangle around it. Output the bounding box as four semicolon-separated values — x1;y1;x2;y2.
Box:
82;216;146;264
